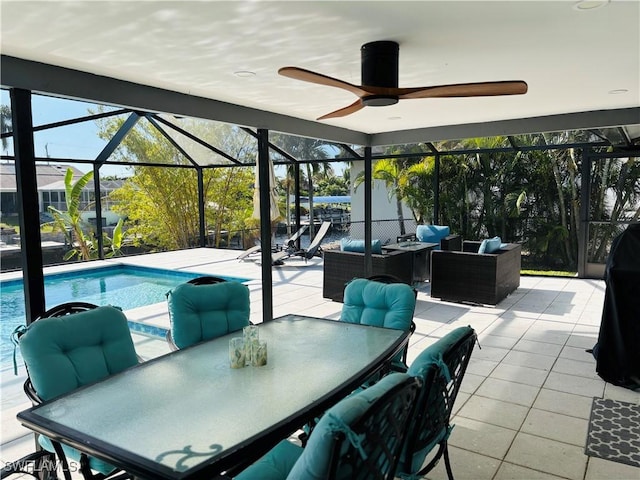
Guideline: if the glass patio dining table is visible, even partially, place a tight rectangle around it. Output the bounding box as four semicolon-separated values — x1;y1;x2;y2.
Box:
17;314;410;480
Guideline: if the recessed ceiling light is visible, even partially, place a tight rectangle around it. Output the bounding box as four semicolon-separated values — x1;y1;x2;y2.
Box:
234;71;256;78
608;89;629;95
573;1;610;11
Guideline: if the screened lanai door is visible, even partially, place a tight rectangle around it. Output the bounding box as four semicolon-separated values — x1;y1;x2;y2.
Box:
583;150;640;279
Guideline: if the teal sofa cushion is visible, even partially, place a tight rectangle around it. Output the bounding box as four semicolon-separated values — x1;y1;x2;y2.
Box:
399;326;474;474
478;236;502;254
341;278;415;331
340;237;382;254
167;281;250;349
19;306;139;401
416;225;450;249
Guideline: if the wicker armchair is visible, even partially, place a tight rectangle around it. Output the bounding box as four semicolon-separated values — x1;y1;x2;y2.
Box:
323;248;413;302
430;241;521;305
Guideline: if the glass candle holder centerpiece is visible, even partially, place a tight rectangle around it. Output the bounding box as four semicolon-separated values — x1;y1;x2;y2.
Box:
229;337;246;369
243;325;259;366
252;341;268;366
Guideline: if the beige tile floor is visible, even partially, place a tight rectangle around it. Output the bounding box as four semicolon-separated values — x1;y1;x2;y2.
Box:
1;248;639;479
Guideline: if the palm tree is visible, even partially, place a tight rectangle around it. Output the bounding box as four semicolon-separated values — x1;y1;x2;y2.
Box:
1;104;11;152
354;158;408;235
279;163;301;236
270;134;330;236
401;160;434;224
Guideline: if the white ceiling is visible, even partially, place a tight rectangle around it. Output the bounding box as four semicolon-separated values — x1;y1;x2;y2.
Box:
1;0;639;142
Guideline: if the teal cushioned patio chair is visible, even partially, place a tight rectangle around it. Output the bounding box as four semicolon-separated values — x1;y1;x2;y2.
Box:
396;326;477;480
234;372;421;480
166;276;250;350
16;302;139;480
341;277;417;372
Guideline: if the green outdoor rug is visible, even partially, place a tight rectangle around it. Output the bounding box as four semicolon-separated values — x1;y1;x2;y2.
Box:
585;397;640;468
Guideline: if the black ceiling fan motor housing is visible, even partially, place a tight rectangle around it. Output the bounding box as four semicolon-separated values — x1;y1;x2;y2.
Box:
361;41;399;88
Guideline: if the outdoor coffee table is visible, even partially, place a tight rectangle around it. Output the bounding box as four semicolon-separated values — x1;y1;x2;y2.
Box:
17;314;409;480
382;241;438;283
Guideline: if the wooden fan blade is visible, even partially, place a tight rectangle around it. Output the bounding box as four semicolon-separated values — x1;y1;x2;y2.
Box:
399;81;528;99
317;99;364;120
279;67;368;97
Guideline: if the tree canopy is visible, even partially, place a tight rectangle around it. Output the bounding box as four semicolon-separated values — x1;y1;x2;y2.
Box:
96;114;255;250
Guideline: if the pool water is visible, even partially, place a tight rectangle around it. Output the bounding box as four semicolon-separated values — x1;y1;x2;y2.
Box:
0;265;248;370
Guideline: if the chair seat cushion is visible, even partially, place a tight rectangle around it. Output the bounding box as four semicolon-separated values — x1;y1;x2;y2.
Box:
234;439;302;480
38;436;118;476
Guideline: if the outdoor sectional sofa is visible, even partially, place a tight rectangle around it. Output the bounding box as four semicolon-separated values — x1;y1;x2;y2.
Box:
430;240;521;305
322;248;413;302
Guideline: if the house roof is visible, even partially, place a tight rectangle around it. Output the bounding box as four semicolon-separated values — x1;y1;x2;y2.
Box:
1;1;638;146
0;163;122;192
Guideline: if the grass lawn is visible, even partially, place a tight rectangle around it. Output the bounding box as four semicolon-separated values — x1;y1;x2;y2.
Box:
521;269;577;277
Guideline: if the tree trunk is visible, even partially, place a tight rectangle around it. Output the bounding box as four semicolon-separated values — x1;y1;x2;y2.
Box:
395;188;406;235
307;164;315;238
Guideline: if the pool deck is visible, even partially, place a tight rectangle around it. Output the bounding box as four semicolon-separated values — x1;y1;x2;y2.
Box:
2;248;639;480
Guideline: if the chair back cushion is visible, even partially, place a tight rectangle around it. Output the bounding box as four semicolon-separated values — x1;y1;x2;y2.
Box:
416;225;450;245
341;278;415;331
287;373;419;480
168;281;250;349
19;306;138;401
399;326;477;474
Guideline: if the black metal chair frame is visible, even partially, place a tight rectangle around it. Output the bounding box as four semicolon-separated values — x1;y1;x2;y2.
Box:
0;450;55;479
13;302;134;480
326;375;422;480
401;328;478;480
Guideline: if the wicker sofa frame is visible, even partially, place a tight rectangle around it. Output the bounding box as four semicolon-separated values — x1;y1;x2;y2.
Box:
323;249;413;302
430;241;521;305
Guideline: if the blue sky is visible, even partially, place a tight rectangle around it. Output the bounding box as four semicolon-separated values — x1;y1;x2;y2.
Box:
1;89;347;178
1;89;129;176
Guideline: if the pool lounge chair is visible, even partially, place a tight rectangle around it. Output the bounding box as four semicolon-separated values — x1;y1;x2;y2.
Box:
272;221;331;265
237;225;308;260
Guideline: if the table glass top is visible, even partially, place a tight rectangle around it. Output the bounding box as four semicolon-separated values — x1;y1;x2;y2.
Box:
384;241;438;251
19;315;405;478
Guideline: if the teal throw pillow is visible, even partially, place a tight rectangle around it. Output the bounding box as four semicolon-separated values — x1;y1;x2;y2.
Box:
415;225;450;244
340;238;382;254
478;236;502;254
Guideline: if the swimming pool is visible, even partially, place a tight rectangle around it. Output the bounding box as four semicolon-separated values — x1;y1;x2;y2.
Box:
0;265;249;369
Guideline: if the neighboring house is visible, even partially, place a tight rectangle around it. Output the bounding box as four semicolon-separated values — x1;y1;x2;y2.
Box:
0;162;124;225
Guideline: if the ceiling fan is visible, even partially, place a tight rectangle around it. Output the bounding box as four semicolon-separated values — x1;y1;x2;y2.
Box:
279;41;528;120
